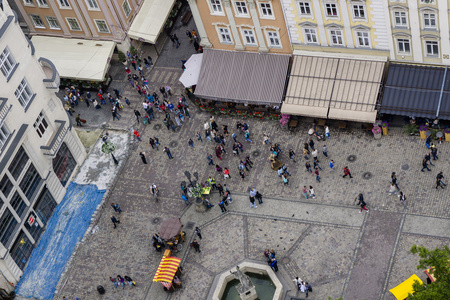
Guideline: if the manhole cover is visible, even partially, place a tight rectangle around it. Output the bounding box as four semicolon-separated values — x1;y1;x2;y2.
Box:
185;222;195;230
169;141;178;148
252;150;260;157
377;143;382;147
152;217;161;224
362;172;373;180
281;257;291;264
402;164;410;171
347;155;357;162
174;126;181;132
153;124;161;130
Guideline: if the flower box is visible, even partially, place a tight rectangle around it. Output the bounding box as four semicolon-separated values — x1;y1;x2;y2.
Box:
381;121;388;135
445;128;450;141
419;125;428;140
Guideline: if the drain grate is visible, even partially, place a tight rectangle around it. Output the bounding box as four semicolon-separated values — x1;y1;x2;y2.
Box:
347;155;357;162
252;150;260;157
185;222;195;230
153;124;161;130
169;141;178;148
362;172;373;180
152;217;161;224
402;164;410;171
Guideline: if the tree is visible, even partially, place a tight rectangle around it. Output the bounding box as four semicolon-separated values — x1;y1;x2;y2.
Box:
408;245;450;300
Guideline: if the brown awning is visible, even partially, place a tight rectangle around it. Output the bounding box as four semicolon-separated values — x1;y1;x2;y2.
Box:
195;49;290;105
282;51;386;123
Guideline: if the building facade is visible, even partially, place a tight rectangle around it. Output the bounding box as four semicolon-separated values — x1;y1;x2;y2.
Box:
281;0;391;55
0;1;86;287
188;0;292;54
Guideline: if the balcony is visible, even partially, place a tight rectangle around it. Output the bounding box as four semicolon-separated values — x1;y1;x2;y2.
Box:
38;57;60;89
0;98;12;124
40;120;67;156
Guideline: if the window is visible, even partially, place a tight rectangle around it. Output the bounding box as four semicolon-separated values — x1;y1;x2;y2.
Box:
298;2;311;15
218;27;232;44
0;209;18;246
0;175;13;198
122;0;131;17
325;3;338;17
30;15;45;28
260;3;273;18
235;1;248;16
397;38;411;54
10;192;27;219
86;0;99;10
19;164;42;200
394;11;407;27
0;48;17;78
37;0;48;7
10;230;34;270
242;29;257;45
8;147;29;181
356;31;370;47
94;20;110;33
15;79;34;108
33;112;48;138
33;188;56;225
423;13;436;29
0;124;11;150
425;41;439;57
210;0;223;14
0;198;3;211
304;28;318;44
66;18;81;31
53;143;76;187
23;0;33;6
353;4;365;19
421;0;434;3
58;0;70;8
330;29;343;45
46;17;60;29
267;31;281;47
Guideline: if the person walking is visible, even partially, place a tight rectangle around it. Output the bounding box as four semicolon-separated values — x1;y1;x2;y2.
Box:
244;130;253;143
282;174;289;185
188;139;194;148
305;161;312;173
134;129;142;141
309;138;315;150
421;158;431;172
217;183;224;196
263;134;271;144
309;186;316;198
215;146;223;160
425;135;431;149
173;34;180;48
398;191;407;209
194;227;202;240
255;190;263;204
207;153;214;165
231;132;237;143
110;276;118;288
436;171;446;188
354;193;369;213
75;114;82;127
388;183;397;195
196;131;203;142
330;160;336;172
111;203;122;214
181;194;191;205
191;240;201;253
134;110;141;124
249;196;257;208
289;149;296;162
391;172;400;189
313;158;322;171
149;137;156;150
305;282;313;297
218;198;227;213
315;168;321;183
164;147;173;159
270;258;278;272
112;109;120;121
293;277;302;291
139;152;147;164
111;215;120;228
343;166;353;178
425;152;434;166
311;149;318;160
303;148;309;160
322;144;328;158
154;137;160;150
117;275;125;289
224;168;231;179
302;186;308;199
431;144;439;160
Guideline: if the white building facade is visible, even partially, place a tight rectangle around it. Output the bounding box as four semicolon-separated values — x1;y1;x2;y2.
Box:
0;1;86;289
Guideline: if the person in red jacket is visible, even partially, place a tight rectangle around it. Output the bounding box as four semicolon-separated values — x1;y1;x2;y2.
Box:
134;129;141;141
343;166;353;178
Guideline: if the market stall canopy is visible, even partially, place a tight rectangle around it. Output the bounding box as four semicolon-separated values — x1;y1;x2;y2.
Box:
282;51;386;123
179;53;203;87
128;0;177;44
380;63;450;120
195;49;290;105
153;256;181;283
159;217;182;240
32;36;115;81
389;274;422;300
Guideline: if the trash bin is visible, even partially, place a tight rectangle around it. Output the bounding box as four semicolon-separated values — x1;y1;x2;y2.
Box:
97;285;105;294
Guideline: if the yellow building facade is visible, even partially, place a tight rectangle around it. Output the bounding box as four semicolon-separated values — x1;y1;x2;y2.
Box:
188;0;292;54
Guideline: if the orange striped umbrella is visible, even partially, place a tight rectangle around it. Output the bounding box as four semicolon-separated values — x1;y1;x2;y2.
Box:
153;256;181;283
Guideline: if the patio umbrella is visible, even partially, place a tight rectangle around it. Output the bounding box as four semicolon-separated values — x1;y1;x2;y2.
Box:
179;53;203;87
159;217;182;240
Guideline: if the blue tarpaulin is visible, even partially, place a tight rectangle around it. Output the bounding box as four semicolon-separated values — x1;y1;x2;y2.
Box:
15;183;105;300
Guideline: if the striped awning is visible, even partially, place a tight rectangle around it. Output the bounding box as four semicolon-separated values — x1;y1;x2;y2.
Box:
153;256;181;283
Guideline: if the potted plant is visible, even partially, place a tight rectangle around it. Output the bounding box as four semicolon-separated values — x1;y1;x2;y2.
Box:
372;125;382;140
381;121;389;135
445;127;450;142
419;125;428;140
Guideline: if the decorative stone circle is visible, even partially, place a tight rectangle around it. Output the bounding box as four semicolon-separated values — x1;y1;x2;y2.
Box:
252;150;260;157
362;172;373;180
152;217;161;224
281;257;291;265
169;141;178;148
347;155;357;162
402;164;410;171
377;143;382;147
153;124;161;130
